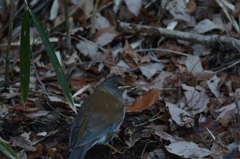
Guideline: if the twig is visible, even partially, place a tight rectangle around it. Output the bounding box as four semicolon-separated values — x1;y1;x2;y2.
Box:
205;127;215;140
49;0;87;32
141;142;148;158
133;109;166;127
137;48;189;56
71;61;134;70
90;0;98;37
156;0;170;27
215;60;240;73
0;2;26;34
50;1;114;32
64;0;71;53
46;101;68;118
117;22;240;48
215;0;239;33
5;0;15;85
86;1;114;19
235;92;240;116
31;36;49;97
78;36;106;52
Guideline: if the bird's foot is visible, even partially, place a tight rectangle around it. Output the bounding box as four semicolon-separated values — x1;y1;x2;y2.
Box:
107;144;124;154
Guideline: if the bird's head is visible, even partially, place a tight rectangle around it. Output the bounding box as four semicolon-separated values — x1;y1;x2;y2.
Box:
102;76;133;98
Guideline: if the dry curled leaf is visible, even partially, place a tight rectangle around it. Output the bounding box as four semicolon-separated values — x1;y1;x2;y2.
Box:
126;88;160;112
94;26;121;46
104;47;116;68
122;39;141;68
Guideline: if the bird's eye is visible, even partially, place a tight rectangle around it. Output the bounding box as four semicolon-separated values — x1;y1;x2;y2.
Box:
112;81;118;85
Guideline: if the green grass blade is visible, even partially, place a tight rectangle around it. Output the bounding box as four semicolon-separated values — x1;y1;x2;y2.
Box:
0;139;19;159
20;9;30;106
28;9;75;112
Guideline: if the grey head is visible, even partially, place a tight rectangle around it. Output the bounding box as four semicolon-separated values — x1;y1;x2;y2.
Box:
101;76;132;99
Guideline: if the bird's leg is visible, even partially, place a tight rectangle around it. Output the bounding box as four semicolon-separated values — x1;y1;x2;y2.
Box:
107;144;124;154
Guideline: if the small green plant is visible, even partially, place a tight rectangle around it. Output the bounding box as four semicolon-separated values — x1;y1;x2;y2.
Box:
19;3;75;112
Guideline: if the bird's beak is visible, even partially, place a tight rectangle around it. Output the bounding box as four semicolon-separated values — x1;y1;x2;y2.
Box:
118;85;133;89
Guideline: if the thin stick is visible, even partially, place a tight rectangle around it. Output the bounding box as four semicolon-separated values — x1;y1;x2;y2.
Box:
117;22;240;48
64;0;71;53
215;60;240;73
137;48;189;56
5;0;15;85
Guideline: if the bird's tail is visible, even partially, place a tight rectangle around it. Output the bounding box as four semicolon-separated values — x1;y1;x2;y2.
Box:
69;146;90;159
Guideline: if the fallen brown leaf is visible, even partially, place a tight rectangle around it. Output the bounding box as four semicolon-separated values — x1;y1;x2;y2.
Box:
104;46;116;68
122;39;141;68
94;26;121;46
126;88;160;112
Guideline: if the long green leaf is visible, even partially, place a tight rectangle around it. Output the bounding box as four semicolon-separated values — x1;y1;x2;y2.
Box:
28;9;75;112
0;139;19;159
20;9;30;105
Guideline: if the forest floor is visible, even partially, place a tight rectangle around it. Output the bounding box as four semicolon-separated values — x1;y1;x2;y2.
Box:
1;0;240;158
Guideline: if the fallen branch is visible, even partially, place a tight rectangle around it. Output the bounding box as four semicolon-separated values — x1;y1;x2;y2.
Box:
117;22;240;49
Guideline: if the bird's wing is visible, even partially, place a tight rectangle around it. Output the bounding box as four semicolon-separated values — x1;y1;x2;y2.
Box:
73;90;125;148
69;107;87;146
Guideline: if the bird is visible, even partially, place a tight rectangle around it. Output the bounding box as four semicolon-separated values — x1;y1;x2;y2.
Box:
69;76;132;159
